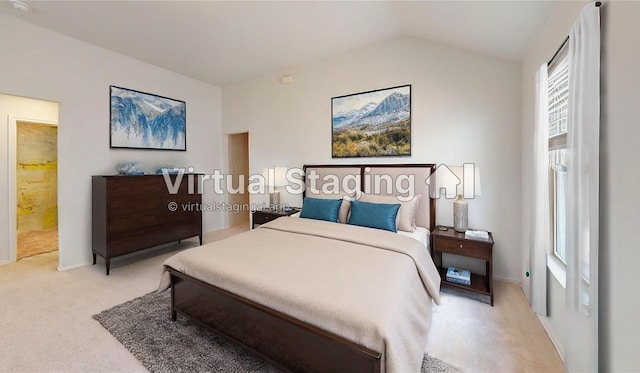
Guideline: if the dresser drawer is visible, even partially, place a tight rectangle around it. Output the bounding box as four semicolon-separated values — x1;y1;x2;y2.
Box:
434;237;491;260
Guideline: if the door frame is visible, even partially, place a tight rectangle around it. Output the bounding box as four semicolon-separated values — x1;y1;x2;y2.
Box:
7;116;58;263
226;131;250;228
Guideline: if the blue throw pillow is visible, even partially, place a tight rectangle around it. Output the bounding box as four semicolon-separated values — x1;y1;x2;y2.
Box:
299;197;342;222
347;200;401;232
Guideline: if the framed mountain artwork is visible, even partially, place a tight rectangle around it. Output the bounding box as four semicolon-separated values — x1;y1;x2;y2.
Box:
331;85;411;158
110;86;186;151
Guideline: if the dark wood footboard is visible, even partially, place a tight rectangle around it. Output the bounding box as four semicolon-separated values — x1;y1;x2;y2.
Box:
169;268;381;373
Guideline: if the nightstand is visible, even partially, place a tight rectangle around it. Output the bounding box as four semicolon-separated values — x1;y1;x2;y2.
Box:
431;227;494;306
251;207;300;229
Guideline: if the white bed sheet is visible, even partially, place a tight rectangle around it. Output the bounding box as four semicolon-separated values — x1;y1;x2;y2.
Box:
398;226;430;249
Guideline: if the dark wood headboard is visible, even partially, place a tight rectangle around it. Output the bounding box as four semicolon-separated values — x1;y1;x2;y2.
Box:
302;164;436;231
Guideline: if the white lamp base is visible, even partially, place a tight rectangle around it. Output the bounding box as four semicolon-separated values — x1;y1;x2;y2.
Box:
453;196;468;233
269;190;280;209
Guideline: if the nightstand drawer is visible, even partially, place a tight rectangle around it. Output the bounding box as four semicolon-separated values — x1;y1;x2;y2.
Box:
435;237;491;260
252;208;300;229
253;213;278;225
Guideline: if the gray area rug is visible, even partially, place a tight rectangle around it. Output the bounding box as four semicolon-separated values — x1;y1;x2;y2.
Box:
93;291;463;373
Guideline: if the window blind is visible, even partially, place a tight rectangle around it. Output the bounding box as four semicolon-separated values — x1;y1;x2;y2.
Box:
548;49;569;150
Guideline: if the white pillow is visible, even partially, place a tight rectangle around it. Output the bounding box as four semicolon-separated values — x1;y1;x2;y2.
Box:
306;189;358;224
358;193;422;232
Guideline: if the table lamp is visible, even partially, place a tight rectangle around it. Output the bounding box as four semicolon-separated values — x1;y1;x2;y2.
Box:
452;165;481;232
263;166;288;209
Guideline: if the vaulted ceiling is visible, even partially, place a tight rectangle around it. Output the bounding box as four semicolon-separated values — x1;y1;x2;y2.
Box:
0;1;554;86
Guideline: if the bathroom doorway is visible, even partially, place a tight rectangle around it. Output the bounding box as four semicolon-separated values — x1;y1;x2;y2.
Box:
15;120;58;260
0;93;59;266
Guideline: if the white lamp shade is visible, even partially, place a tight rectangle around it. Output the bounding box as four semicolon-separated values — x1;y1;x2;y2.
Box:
262;166;288;187
464;165;481;198
451;166;464;198
452;165;481;198
438;166;462;199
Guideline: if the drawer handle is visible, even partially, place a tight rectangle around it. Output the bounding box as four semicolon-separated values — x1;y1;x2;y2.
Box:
459;244;463;248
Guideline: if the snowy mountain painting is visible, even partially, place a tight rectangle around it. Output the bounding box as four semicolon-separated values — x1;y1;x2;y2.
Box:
110;86;186;150
332;85;411;158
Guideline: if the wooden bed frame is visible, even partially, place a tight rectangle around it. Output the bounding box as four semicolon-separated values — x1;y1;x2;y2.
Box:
169;163;436;372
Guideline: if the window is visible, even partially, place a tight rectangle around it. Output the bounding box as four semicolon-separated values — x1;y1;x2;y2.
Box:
548;44;568;264
551;160;567;263
541;9;599;313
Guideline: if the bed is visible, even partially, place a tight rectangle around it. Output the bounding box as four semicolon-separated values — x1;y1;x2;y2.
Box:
159;164;440;373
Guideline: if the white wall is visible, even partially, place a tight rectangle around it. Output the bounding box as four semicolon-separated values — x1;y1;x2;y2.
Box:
521;1;640;371
599;1;640;371
0;13;223;270
223;37;522;281
0;95;59;264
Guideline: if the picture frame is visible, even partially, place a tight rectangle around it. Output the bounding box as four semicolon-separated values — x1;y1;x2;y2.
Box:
110;85;186;151
331;84;411;158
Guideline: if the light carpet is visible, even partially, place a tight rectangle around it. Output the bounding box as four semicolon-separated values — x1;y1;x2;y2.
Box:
93;290;463;373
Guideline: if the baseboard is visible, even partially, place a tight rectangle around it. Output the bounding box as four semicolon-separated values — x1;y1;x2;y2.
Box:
494;275;521;284
537;315;565;363
57;262;87;272
58;237;202;272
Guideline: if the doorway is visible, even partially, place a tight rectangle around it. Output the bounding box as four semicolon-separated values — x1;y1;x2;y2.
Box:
227;132;249;228
0;94;59;266
15;121;58;260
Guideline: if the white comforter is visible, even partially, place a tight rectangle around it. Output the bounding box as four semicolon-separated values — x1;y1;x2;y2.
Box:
159;217;441;372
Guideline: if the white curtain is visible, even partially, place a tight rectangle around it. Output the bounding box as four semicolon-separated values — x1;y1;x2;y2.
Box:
529;64;550;316
565;3;600;314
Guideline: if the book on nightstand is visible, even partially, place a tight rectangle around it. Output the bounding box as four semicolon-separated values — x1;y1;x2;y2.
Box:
465;229;490;241
446;267;471;286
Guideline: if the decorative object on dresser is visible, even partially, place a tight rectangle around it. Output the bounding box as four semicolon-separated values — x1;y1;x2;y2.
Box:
262;166;288;208
117;162;143;175
92;174;202;275
155;166;183;174
251;206;300;229
110;86;186;151
431;226;494;305
331;85;411;158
